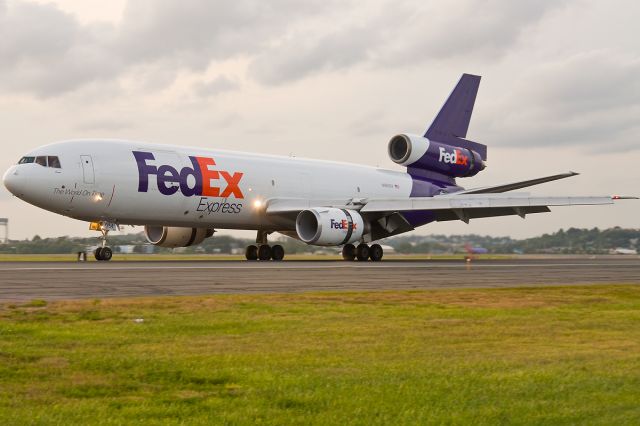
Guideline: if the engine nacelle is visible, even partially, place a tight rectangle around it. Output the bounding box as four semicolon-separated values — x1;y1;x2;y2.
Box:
296;208;365;246
388;133;484;178
144;226;214;248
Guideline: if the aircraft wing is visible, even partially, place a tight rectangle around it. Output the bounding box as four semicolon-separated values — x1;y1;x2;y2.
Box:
454;171;579;194
359;194;623;223
266;193;633;223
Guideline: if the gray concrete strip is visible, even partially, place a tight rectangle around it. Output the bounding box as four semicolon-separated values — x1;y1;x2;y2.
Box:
0;258;638;302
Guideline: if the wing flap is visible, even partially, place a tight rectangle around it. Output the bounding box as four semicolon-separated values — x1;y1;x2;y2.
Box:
434;206;550;222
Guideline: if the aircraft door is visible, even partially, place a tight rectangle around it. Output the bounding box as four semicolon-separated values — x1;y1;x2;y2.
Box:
80;155;95;184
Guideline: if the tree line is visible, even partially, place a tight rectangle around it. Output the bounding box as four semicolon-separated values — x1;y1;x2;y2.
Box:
0;227;637;255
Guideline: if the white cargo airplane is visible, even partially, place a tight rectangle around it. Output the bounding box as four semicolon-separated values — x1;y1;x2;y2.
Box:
3;74;634;261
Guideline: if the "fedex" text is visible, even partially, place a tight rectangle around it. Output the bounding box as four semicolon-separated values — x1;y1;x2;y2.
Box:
133;151;244;198
438;147;468;166
330;219;356;230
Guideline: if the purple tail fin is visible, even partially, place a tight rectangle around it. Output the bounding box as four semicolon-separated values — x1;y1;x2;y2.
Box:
425;74;487;160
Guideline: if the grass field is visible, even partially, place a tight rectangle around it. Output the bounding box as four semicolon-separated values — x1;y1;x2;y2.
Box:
1;285;639;425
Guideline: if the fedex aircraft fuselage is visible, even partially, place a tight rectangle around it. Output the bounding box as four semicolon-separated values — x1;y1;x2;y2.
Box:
4;139;429;230
3;74;632;261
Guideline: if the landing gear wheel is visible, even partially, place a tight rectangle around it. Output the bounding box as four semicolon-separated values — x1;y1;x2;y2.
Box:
245;245;258;261
342;244;356;261
101;247;113;261
258;244;272;261
94;247;113;261
271;245;285;261
369;244;383;262
356;244;370;261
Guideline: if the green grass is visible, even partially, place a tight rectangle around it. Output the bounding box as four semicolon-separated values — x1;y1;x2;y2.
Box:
1;286;640;425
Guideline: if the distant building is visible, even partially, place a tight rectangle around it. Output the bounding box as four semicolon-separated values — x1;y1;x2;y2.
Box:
139;245;155;254
380;244;396;253
0;218;7;244
116;245;136;254
611;248;638;255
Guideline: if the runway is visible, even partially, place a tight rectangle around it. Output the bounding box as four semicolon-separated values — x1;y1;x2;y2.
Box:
0;257;638;302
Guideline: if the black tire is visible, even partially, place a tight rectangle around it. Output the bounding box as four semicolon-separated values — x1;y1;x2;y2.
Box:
342;244;356;261
94;247;103;261
245;245;258;261
271;244;285;261
356;244;369;261
258;244;272;261
101;247;113;261
369;244;383;261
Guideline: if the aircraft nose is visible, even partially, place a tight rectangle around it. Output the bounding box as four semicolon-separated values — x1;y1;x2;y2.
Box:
3;166;23;196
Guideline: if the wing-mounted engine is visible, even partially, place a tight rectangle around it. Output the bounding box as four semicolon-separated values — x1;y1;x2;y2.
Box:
388;134;485;178
144;225;214;248
296;208;365;246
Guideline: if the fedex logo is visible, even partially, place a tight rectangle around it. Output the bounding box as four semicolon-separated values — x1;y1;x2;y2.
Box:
330;219;356;230
133;151;244;199
438;147;468;166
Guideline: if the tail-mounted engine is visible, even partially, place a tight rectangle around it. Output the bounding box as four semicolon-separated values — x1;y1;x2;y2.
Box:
296;208;365;246
144;226;214;248
388;134;485;178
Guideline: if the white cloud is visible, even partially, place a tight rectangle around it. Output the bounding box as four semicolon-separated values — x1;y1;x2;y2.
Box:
483;50;640;151
249;0;567;84
0;0;327;96
193;76;239;98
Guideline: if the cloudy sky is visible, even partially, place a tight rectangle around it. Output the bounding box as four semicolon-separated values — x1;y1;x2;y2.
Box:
0;0;638;240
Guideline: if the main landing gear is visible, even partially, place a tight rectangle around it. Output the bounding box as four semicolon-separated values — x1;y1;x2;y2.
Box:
245;230;285;261
342;243;384;262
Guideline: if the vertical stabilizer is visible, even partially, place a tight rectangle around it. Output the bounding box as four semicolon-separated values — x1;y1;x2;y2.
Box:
425;74;486;160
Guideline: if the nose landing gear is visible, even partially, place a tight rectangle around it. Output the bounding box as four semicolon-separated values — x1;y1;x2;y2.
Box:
90;221;117;261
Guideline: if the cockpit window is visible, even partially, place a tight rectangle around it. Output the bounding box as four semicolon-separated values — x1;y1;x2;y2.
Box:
18;155;62;168
48;156;61;168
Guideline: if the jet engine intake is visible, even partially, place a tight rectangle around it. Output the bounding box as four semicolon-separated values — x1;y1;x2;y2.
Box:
144;226;214;248
388;133;484;177
296;208;365;246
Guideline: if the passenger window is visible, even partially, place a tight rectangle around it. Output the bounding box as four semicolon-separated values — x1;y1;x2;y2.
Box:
35;156;47;166
18;157;35;164
48;156;61;168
